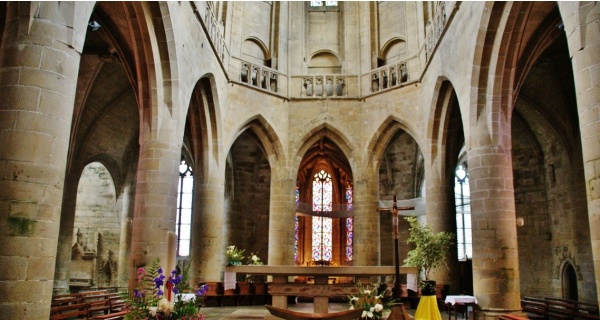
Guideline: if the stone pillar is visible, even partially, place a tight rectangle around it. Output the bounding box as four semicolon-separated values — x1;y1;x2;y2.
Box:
468;126;521;316
425;164;460;293
0;3;84;317
191;167;226;284
352;171;380;266
267;170;296;265
53;176;79;294
129;138;180;287
559;1;600;305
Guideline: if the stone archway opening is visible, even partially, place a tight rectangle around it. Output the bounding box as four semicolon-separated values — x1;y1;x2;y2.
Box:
295;136;354;269
562;262;578;301
71;162;122;291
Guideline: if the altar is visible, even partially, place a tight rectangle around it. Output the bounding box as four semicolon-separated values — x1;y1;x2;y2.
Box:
225;265;418;314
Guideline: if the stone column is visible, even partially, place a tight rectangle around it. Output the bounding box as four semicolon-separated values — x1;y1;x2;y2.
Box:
0;3;85;318
425;164;461;293
468;125;521;316
559;2;600;305
191;167;226;284
53;175;79;294
267;170;296;265
129;138;181;287
352;171;380;266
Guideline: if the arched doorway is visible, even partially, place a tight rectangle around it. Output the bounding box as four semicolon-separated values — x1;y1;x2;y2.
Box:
562;263;578;301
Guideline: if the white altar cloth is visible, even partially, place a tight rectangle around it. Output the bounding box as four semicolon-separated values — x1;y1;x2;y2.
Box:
444;295;478;305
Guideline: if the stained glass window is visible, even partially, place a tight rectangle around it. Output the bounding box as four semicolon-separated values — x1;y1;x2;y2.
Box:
177;160;193;257
345;184;353;261
312;170;332;261
294;184;300;263
455;164;472;261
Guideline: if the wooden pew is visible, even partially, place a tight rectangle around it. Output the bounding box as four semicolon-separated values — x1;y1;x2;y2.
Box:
51;289;129;319
521;296;546;319
521;296;599;320
91;309;130;320
50;302;90;320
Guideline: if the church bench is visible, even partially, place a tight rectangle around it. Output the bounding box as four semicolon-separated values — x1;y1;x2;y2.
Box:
108;294;127;312
265;304;365;320
51;294;82;307
50;302;90;320
521;296;547;319
521;296;599;320
91;309;130;320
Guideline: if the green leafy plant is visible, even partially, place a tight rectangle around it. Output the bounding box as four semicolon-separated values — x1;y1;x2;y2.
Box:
403;216;454;288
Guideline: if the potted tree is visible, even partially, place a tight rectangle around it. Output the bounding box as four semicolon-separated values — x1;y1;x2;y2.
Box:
403;216;454;296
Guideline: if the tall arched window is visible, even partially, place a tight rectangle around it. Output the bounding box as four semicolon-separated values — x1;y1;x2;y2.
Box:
177;160;193;257
455;164;472;260
312;170;333;261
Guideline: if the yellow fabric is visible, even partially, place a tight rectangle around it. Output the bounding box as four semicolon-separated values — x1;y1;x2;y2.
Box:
414;295;442;320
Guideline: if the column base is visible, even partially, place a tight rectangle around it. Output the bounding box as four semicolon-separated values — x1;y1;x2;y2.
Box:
473;308;526;319
53;279;70;294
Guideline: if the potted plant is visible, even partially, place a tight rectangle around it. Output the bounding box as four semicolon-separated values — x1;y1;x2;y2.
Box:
403;216;454;296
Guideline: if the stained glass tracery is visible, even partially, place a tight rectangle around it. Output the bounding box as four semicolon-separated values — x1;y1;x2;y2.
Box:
312;170;332;261
345;184;353;261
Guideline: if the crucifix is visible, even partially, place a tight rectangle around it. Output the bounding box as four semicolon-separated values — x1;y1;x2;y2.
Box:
388;195;415;299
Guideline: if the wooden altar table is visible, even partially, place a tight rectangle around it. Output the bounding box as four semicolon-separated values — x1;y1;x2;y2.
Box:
226;266;418;314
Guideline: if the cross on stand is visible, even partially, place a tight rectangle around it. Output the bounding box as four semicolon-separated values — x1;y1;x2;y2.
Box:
379;195;415;297
379;195;415;320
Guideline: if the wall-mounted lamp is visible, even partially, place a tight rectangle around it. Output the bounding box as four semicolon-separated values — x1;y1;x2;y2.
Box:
516;217;524;227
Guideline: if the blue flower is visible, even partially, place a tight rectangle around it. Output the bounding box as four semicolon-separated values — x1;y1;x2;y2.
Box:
158;267;163;274
173;287;179;294
196;285;208;296
154;277;164;288
157;289;163;297
133;289;141;298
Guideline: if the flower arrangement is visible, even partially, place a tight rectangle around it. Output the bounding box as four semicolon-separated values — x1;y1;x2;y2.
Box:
123;258;207;320
225;245;245;266
347;282;396;320
246;252;264;265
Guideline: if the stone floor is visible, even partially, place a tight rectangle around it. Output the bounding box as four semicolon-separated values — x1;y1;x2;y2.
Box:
200;302;467;320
